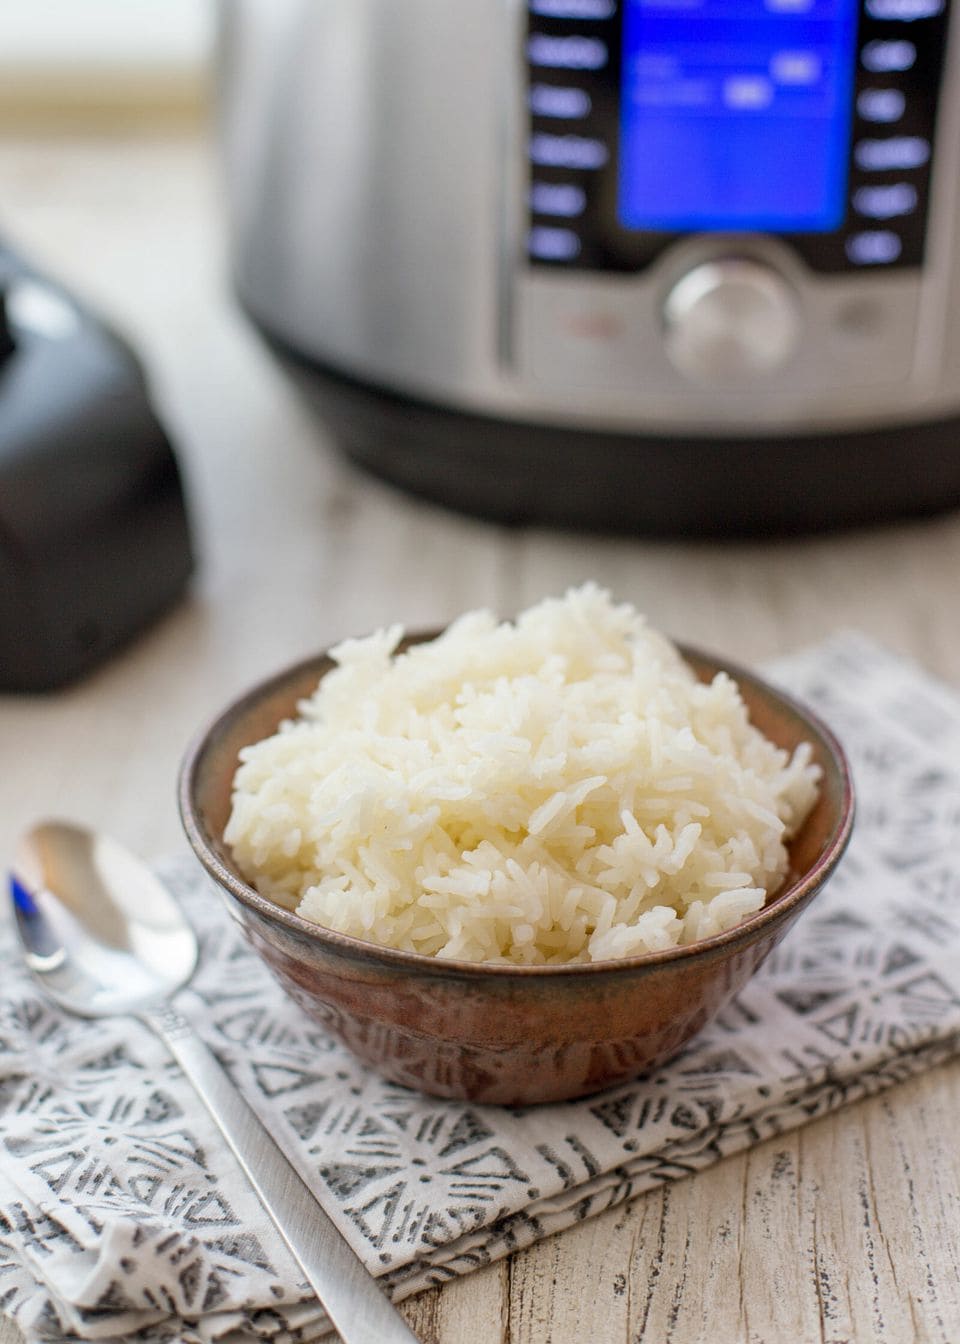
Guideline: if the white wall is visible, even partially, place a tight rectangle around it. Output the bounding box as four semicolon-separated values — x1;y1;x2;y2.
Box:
0;0;213;114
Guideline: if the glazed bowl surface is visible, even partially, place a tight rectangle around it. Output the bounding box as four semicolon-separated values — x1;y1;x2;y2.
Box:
179;638;854;1105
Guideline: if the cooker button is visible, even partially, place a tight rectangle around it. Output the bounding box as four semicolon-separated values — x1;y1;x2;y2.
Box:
662;259;800;382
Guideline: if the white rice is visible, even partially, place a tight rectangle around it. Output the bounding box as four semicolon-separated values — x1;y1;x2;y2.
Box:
225;585;820;964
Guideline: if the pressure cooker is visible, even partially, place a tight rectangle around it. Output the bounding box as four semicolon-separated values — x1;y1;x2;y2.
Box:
217;0;960;535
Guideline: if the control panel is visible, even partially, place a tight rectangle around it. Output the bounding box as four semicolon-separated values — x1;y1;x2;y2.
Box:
525;0;951;274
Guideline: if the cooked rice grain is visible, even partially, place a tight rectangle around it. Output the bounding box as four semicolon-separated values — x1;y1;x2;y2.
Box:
225;586;819;963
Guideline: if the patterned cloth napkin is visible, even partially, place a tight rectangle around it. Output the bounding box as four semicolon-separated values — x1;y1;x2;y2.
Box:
3;633;960;1344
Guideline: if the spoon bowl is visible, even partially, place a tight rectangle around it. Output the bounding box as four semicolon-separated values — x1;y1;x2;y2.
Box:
12;821;197;1016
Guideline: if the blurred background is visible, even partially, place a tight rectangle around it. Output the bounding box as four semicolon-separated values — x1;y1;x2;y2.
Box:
0;0;212;126
2;0;959;851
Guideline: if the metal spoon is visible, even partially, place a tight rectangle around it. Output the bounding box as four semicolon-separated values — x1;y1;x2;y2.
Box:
9;820;419;1344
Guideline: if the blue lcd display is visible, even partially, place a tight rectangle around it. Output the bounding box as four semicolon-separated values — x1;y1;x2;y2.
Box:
618;0;859;233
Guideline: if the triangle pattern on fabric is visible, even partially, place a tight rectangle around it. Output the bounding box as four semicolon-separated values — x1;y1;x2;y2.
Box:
251;1062;325;1098
776;986;847;1017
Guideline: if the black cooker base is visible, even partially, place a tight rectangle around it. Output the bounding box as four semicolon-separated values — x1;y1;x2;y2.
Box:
260;328;960;539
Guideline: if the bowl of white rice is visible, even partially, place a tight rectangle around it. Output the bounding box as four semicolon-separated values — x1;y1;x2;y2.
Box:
180;587;853;1104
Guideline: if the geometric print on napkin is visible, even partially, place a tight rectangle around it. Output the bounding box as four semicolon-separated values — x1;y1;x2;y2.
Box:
2;631;960;1343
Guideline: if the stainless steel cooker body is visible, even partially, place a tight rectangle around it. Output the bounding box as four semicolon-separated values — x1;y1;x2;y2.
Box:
217;0;960;533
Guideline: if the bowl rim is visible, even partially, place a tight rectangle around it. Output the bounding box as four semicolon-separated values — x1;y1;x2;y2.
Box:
178;639;855;981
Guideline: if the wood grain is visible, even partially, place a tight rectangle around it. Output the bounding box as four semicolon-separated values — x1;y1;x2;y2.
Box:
1;131;959;1344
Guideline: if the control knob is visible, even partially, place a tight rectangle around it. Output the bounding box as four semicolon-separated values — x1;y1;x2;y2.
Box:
662;258;800;382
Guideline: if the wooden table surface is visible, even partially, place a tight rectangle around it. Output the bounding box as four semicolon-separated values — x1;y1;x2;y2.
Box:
2;132;960;1344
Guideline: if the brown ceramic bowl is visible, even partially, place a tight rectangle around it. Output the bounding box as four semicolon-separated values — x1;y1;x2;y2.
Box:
179;637;854;1106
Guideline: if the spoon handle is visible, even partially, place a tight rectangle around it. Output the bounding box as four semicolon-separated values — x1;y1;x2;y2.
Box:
142;1005;419;1344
